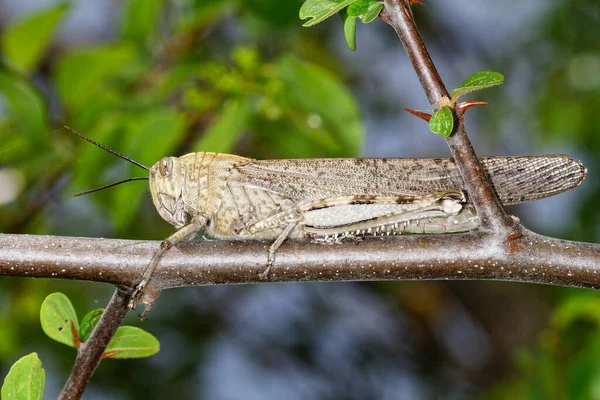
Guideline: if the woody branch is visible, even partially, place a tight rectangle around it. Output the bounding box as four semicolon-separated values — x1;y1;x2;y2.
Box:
2;233;600;290
381;0;515;233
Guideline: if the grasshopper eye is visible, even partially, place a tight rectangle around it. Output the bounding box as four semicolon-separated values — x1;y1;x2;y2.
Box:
159;158;173;177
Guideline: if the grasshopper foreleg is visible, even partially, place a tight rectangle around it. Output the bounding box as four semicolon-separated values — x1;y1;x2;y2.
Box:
130;215;209;315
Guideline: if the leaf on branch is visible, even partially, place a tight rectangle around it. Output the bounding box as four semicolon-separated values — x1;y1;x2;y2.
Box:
340;8;358;51
40;293;79;348
429;106;454;137
1;353;46;400
347;0;383;23
103;326;160;359
299;0;357;26
450;71;504;102
79;308;104;342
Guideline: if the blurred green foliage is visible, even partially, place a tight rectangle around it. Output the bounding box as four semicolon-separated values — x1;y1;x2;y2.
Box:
0;0;363;235
0;0;599;398
487;293;600;399
2;2;69;73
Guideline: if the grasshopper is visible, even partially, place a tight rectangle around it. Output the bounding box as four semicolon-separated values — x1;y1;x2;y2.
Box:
65;127;586;314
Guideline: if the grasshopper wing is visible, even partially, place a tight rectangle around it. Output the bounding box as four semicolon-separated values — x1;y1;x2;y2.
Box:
230;155;585;206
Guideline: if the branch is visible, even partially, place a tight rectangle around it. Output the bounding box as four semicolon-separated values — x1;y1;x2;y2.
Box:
2;232;600;290
59;289;133;400
381;0;514;232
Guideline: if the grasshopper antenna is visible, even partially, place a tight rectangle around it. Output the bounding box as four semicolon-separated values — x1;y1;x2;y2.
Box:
74;177;149;197
64;125;150;171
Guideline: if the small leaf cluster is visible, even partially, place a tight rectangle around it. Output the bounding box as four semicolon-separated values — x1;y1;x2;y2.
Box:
40;293;158;358
300;0;383;50
1;293;159;398
429;71;504;137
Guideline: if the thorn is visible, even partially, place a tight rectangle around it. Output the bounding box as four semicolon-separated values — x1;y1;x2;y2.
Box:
71;321;82;348
404;108;432;122
456;101;488;116
102;351;118;359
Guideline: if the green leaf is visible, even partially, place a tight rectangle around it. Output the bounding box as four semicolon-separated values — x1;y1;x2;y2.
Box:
429;106;454;137
276;56;364;156
1;3;70;73
40;293;79;348
362;1;383;23
449;71;504;99
121;0;163;42
79;308;104;342
1;353;45;400
347;0;370;16
104;326;160;359
346;0;381;23
55;44;138;111
300;0;358;27
340;8;358;51
191;99;249;153
0;70;48;137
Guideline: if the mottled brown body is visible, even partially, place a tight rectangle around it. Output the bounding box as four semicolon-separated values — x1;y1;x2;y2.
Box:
150;153;586;241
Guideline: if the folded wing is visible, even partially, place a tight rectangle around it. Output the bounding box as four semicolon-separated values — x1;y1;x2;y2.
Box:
230;155;586;206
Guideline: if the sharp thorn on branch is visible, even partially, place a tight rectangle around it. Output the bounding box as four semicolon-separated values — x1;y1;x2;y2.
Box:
456;101;488;116
404;108;432;122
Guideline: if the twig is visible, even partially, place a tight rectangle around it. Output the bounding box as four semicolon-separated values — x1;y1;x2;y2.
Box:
58;289;133;399
382;0;514;232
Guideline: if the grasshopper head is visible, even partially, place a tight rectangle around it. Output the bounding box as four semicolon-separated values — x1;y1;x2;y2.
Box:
150;157;189;228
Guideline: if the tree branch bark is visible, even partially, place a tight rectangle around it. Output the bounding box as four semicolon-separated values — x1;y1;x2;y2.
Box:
2;232;600;290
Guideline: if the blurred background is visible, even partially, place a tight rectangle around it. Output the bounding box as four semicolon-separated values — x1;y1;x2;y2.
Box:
0;0;599;398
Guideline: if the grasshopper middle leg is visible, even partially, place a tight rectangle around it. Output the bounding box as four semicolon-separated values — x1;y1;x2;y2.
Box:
241;190;466;278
